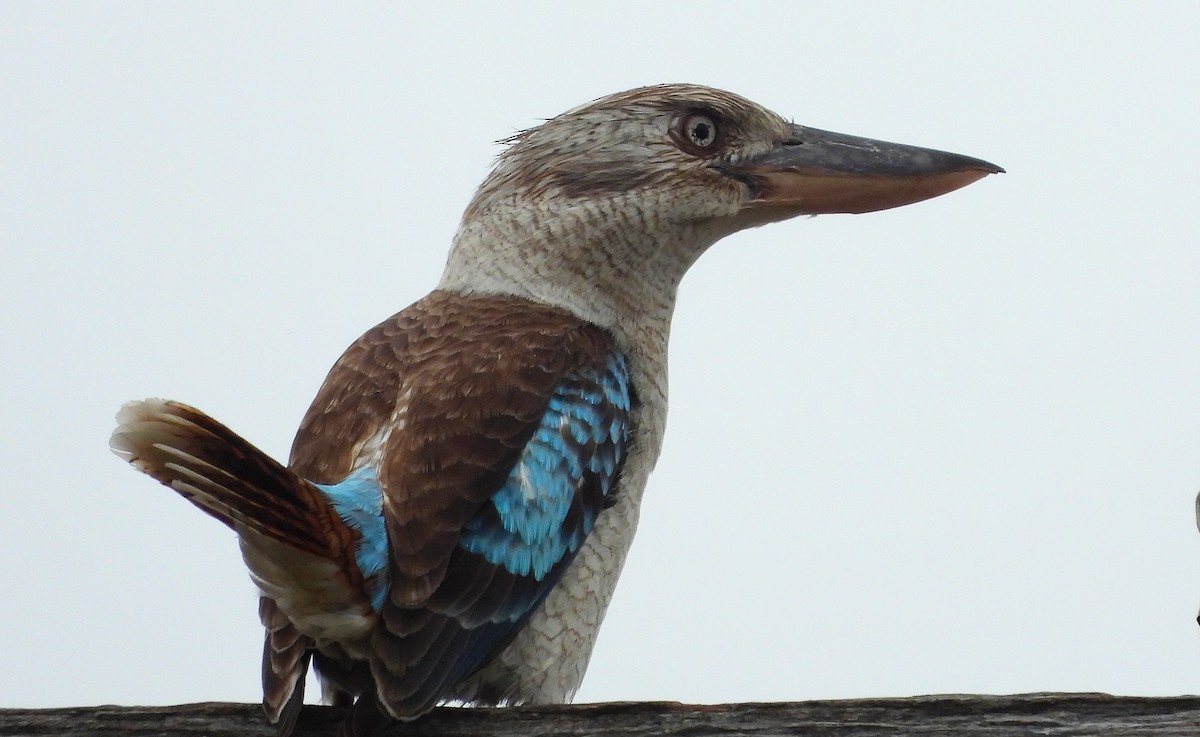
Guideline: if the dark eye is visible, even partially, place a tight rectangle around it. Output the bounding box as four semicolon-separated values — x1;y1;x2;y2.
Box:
678;113;719;153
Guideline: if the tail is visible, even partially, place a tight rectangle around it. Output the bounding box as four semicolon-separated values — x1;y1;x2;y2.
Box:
110;398;368;733
110;398;347;556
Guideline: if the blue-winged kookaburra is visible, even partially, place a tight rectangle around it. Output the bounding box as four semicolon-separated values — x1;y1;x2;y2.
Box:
111;84;1001;735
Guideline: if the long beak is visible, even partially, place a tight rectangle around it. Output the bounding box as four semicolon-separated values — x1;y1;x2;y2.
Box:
722;123;1003;215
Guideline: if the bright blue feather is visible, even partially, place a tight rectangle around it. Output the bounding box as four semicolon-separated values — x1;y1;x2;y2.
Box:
314;467;389;611
459;353;631;581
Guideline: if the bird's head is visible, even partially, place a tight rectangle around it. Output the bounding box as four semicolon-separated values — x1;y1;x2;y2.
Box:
441;84;1001;330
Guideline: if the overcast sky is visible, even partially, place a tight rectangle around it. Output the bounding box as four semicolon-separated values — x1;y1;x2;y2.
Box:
3;2;1198;710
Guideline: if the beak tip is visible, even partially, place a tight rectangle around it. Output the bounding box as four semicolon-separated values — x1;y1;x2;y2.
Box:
953;153;1004;177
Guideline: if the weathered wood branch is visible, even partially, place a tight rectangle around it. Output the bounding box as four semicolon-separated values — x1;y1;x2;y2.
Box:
2;695;1198;736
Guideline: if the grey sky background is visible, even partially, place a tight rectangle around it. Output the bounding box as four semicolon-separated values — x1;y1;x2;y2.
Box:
3;2;1198;708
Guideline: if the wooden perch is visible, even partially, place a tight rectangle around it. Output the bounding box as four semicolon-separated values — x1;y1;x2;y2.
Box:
3;694;1198;736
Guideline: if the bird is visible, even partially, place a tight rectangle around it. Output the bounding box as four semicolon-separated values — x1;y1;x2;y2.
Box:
110;83;1001;735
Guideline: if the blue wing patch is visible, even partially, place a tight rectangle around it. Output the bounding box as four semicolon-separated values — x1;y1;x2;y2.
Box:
314;467;389;611
312;352;631;619
459;353;631;581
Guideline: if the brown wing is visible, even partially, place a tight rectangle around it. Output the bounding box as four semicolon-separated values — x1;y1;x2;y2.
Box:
278;290;618;720
368;292;620;717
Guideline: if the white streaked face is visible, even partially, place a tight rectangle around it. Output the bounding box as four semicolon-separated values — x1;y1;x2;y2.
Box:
464;84;794;226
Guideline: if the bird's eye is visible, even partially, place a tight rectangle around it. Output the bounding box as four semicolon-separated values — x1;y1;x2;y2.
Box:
686;115;716;146
677;113;720;153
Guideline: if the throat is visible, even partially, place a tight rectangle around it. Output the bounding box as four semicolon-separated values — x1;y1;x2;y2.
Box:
438;202;719;338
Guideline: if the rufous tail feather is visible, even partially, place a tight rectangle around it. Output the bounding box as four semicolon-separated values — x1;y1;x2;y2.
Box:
110;398;353;557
